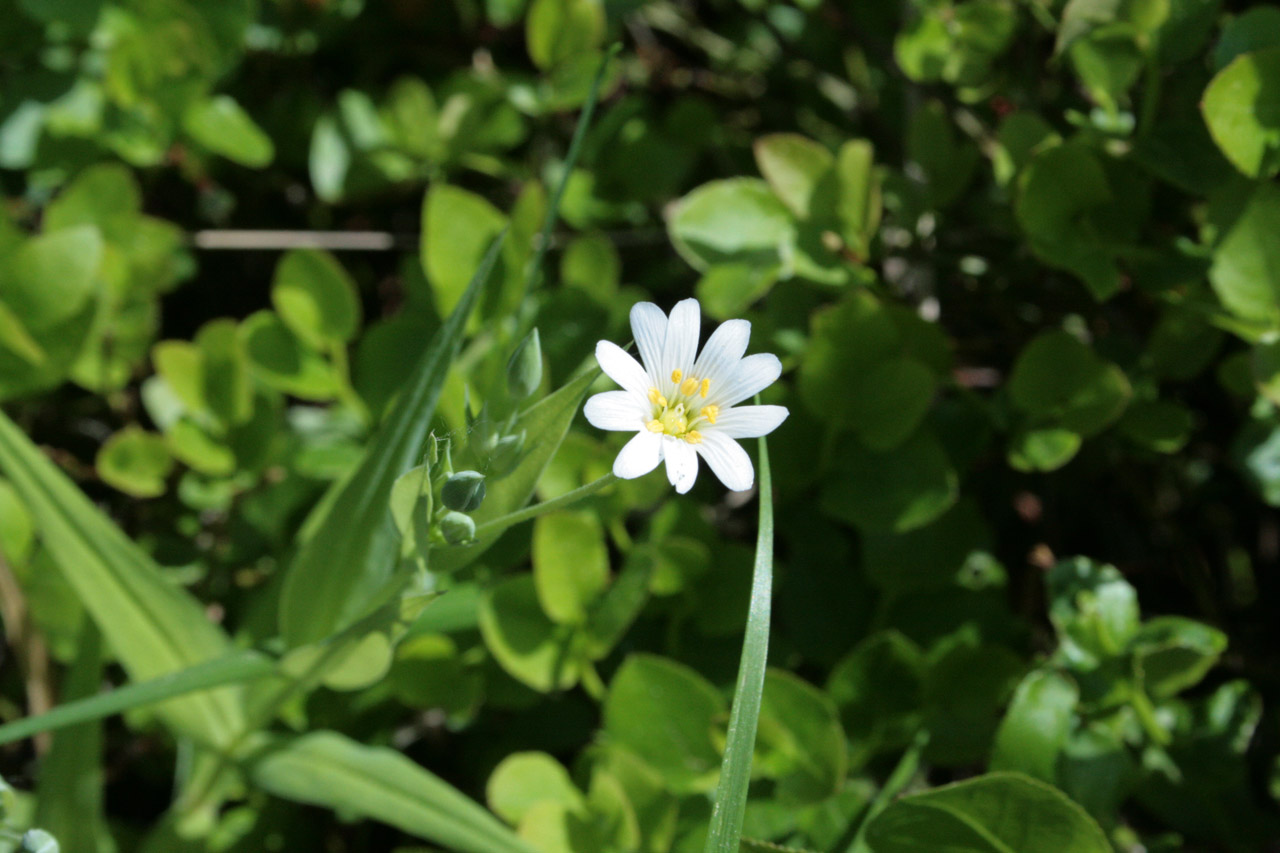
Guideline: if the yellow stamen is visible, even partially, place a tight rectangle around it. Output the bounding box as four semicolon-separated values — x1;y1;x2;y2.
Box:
647;419;665;433
702;405;719;424
648;388;667;407
680;377;698;396
671;369;683;383
700;378;710;398
684;430;703;444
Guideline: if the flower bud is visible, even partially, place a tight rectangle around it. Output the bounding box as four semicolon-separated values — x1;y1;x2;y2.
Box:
440;470;486;512
439;510;476;545
506;328;543;400
487;432;525;478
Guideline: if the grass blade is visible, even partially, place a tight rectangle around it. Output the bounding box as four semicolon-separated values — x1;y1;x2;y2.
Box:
0;411;244;747
0;649;273;747
279;234;505;647
250;730;536;853
703;435;774;853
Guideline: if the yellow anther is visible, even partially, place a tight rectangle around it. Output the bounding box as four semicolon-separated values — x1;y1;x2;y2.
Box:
702;405;719;424
671;369;683;383
648;388;668;407
647;419;665;433
680;377;698;396
700;378;710;398
684;430;703;444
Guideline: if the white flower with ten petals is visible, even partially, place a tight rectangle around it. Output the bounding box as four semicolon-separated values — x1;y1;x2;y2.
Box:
584;298;788;494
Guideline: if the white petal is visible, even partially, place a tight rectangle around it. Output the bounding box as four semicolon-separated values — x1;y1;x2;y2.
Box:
712;404;789;438
630;302;667;382
692;318;750;385
595;340;650;396
584;391;649;432
663;436;699;494
696;431;754;491
711;353;783;407
661;298;701;384
613;430;663;480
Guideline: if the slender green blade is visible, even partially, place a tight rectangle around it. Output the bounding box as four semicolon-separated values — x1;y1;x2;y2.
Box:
0;410;243;747
250;730;536;853
279;234;505;647
704;435;774;853
0;649;273;747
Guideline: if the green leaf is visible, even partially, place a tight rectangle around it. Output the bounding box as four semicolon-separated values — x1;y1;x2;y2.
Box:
310;114;350;203
861;500;992;593
1202;47;1280;180
990;670;1080;782
561;233;620;301
182;95;274;167
1131;616;1227;697
241;310;340;400
422;184;508;318
1008;427;1084;473
488;752;585;825
753;134;833;218
1047;557;1140;667
249;731;536;853
1008;331;1131;436
605;654;725;794
695;264;780;322
820;429;958;534
272;250;362;347
0;649;271;746
827;632;926;768
907;102;979;209
1212;6;1280;70
196;318;253;426
1209;182;1280;327
0;226;102;331
526;0;604;70
668;178;796;274
755;669;846;805
479;574;581;692
834;139;881;258
1118;399;1193;453
923;637;1025;766
704;435;773;850
0;409;244;746
865;772;1111;853
533;510;609;625
278;233;504;647
96;426;173;498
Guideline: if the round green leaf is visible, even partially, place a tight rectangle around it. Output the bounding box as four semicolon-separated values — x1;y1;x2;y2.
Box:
272;249;362;347
240;310;340;400
479;574;580;692
820;429;958;534
526;0;604;70
753;133;834;218
668;178;796;273
96;426;174;498
182;95;274;168
487;752;585;825
1210;183;1280;326
533;510;609;625
1202;46;1280;179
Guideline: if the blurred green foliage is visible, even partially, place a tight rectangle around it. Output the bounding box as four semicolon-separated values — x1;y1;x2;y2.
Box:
1;0;1279;851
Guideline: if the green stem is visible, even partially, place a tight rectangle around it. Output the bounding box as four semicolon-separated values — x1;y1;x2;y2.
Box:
472;473;618;540
846;730;928;852
522;44;621;294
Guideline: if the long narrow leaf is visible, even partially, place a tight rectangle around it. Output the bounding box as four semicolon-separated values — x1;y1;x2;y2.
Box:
249;730;536;853
279;234;505;647
0;411;244;747
704;435;774;853
0;649;273;747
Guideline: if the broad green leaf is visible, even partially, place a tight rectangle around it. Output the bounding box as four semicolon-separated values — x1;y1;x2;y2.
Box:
241;311;341;400
1118;399;1193;453
1008;331;1131;436
605;654;725;794
704;436;773;851
1212;6;1280;69
249;731;536;853
753;134;833;218
798;291;901;427
1209;183;1280;326
310;114;350;203
0;226;101;331
834;139;881;258
847;357;937;451
43;163;140;237
526;0;604;70
827;632;926;768
865;772;1111;853
907;102;979;209
668;179;796;274
990;670;1079;782
695;264;779;322
488;752;585;825
390;633;482;723
479;574;580;692
755;670;845;804
1131;616;1226;697
584;548;652;658
196;318;253;426
561;233;620;301
923;636;1025;766
96;426;173;498
423;184;508;318
0;409;243;746
1202;47;1280;179
33;624;108;853
278;234;504;647
1008;427;1084;472
182;95;274;167
272;250;362;347
0;650;272;747
533;510;609;625
430;366;598;573
861;500;992;593
165;418;235;477
820;429;958;534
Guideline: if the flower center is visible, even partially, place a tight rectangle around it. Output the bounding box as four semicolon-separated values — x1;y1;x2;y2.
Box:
645;370;717;444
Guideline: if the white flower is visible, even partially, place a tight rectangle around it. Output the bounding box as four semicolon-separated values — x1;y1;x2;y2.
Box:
584;298;788;494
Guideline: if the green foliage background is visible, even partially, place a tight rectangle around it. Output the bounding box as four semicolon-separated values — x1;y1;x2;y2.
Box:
0;0;1279;850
